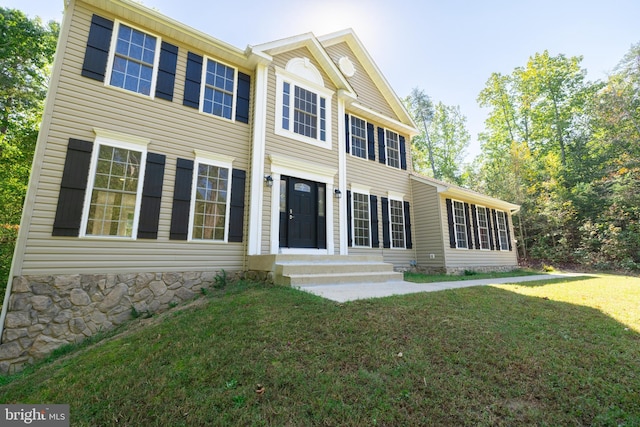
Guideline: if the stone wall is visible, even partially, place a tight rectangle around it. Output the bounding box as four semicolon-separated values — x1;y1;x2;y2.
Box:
0;270;231;374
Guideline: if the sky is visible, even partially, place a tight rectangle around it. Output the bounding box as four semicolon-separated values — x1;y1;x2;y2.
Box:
6;0;640;161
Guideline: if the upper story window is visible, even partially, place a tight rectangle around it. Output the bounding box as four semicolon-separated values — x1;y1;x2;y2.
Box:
202;58;236;120
349;115;367;159
496;210;509;250
476;206;491;250
275;58;333;149
386;130;400;168
292;85;320;138
453;200;468;249
81;132;149;238
108;22;160;96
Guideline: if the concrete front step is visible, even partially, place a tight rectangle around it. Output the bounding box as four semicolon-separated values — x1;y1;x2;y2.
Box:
281;271;404;286
248;254;403;287
276;261;394;276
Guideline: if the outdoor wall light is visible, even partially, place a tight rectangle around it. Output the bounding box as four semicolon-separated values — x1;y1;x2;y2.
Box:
264;175;274;187
334;189;342;198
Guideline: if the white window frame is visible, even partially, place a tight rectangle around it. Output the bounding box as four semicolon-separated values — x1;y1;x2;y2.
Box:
348;114;368;160
452;199;468;249
388;192;406;249
350;185;371;248
188;151;234;243
385;129;401;169
496;210;509;251
476;205;491;250
80;128;150;239
199;56;238;121
275;67;333;150
104;20;161;98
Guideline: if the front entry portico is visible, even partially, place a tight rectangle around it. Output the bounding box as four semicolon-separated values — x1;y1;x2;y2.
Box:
264;154;339;255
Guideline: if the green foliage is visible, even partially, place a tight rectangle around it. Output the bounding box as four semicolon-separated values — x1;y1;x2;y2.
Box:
473;43;640;270
214;269;229;289
405;88;470;184
0;8;58;295
0;224;18;304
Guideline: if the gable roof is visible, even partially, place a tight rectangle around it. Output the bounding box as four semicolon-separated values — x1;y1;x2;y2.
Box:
252;29;419;137
318;29;418;136
250;32;357;101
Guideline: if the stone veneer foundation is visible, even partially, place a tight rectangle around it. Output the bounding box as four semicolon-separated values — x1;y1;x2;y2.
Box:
0;270;234;374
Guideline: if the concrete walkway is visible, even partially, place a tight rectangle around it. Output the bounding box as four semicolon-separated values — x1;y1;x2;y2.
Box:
298;273;586;303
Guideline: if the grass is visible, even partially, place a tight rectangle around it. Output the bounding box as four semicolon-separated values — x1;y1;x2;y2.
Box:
1;275;639;426
404;268;540;283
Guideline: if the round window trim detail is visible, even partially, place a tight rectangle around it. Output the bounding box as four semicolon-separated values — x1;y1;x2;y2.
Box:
338;56;356;78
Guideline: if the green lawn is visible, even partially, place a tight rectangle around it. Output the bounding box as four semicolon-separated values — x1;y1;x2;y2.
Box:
404;268;540;283
1;275;639;426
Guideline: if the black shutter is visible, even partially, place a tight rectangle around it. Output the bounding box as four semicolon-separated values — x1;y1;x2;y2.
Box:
155;42;178;101
487;207;496;250
53;139;94;236
505;212;513;251
464;202;473;249
347;190;352;247
370;195;379;248
445;198;456;248
400;135;407;170
235;72;251;124
491;209;500;250
170;158;194;240
367;123;376;161
471;204;481;250
403;201;412;249
382;197;391;248
81;15;114;81
378;127;386;165
345;114;350;154
228;169;246;242
137;153;166;239
183;52;203;109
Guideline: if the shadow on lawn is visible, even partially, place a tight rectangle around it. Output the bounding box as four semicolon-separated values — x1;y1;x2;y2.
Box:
499;274;596;287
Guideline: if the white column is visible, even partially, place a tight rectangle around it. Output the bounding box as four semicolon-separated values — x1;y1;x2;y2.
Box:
337;98;348;255
248;63;269;255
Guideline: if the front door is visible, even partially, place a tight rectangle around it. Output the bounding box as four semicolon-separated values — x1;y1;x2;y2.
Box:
279;176;326;249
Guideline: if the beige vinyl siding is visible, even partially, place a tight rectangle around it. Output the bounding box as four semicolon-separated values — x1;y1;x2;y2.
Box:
410;179;445;269
438;194;518;268
324;42;397;120
261;47;341;254
345;113;415;267
15;3;252;276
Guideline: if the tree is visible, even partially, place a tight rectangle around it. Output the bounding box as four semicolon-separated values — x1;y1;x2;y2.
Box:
0;8;58;297
475;52;598;262
0;8;59;225
405;88;469;185
405;88;437;177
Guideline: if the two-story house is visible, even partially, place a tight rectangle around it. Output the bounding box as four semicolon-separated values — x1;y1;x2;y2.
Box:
0;0;519;373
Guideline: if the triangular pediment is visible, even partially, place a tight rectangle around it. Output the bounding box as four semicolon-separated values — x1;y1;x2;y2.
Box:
319;29;417;135
251;29;418;136
250;33;356;99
